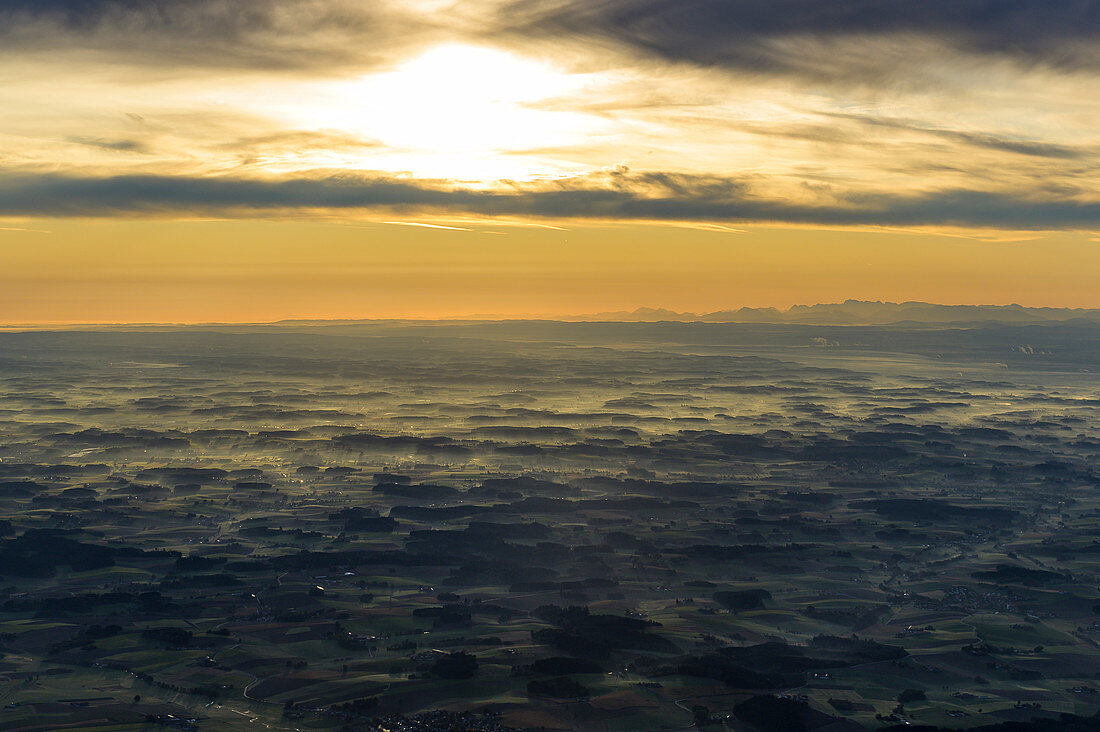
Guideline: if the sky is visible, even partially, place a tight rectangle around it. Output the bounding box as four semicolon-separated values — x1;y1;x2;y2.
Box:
1;0;1099;322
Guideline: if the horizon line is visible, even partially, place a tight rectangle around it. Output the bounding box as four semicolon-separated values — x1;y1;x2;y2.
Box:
3;299;1100;331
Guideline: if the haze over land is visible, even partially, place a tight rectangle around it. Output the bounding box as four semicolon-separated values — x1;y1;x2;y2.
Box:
1;2;1099;731
0;320;1099;730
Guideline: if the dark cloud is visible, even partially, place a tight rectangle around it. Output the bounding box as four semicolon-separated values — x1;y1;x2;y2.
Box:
2;0;253;28
0;0;435;71
6;0;1098;81
501;0;1100;78
1;169;1098;229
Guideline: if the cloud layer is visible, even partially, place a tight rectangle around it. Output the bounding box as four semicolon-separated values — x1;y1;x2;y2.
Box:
0;0;440;71
501;0;1100;78
3;170;1098;229
1;0;1098;230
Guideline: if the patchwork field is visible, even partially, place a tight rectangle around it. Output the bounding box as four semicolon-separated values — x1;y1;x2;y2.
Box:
0;320;1097;730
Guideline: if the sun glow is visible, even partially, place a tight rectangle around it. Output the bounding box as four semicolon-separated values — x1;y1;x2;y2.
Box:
278;44;605;180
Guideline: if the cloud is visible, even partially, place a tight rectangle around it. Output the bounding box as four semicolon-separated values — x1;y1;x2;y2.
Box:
716;114;1091;163
224;131;380;153
383;221;473;231
1;169;1097;229
498;0;1100;81
0;0;442;72
220;130;381;167
68;136;150;154
823;113;1090;160
18;0;1096;82
3;0;1094;204
0;226;53;234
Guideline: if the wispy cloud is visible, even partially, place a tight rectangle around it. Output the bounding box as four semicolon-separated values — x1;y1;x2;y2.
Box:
68;136;150;154
382;221;473;231
669;222;747;233
822;113;1091;160
0;225;52;234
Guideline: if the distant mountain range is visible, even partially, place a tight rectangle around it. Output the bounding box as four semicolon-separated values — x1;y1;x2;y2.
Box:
579;301;1100;325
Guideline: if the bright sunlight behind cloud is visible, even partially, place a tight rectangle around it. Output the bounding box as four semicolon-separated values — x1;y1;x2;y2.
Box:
263;44;609;179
